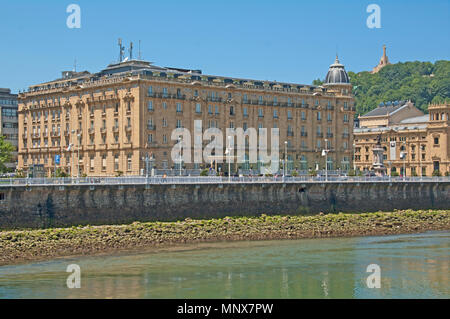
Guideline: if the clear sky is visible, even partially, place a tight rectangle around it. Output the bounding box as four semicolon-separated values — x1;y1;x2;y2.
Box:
0;0;449;93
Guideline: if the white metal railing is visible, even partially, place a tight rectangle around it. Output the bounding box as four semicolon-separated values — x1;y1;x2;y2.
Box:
0;176;448;187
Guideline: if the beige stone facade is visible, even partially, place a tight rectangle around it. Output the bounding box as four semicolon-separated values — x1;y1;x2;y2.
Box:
354;102;450;176
17;58;355;177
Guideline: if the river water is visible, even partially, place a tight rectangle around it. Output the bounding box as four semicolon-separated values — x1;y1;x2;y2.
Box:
0;231;448;298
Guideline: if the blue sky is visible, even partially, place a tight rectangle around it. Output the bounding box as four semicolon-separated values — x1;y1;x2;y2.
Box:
0;0;449;93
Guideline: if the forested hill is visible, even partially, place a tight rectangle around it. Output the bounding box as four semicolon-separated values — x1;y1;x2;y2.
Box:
314;60;450;116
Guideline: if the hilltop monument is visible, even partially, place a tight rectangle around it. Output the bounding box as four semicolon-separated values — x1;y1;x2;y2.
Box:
372;45;391;73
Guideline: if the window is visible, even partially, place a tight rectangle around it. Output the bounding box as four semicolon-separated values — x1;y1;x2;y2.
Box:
230;106;235;115
90;156;95;171
127;154;132;171
258;96;263;105
243;94;248;103
317;111;321;121
148;134;153;143
148;86;153;96
287;110;292;119
162;102;167;109
301;111;306;120
102;155;107;171
163;87;168;98
243;107;248;117
148;101;153;111
176;103;182;113
258;109;264;117
434;137;439;145
208;105;213;114
344;114;349;123
273;110;278;118
215;105;219;115
114;155;119;171
195;103;201;113
176;119;182;128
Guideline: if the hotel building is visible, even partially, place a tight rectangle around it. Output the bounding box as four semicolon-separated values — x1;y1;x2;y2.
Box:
17;52;355;177
354;101;449;176
0;88;18;171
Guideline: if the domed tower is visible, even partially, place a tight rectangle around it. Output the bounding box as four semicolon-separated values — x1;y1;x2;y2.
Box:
323;55;352;95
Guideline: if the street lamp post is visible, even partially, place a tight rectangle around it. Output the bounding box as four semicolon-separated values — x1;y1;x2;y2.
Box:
402;141;407;181
284;141;287;178
227;135;232;183
178;137;182;177
142;153;149;179
387;160;392;182
77;133;81;179
419;144;423;181
324;138;328;182
70;130;76;180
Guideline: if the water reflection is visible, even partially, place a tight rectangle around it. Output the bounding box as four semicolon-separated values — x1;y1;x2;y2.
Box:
0;232;448;298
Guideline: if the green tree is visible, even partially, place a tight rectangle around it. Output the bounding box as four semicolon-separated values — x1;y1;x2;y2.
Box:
0;135;14;173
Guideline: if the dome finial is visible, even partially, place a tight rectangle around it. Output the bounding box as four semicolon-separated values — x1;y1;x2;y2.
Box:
335;54;340;64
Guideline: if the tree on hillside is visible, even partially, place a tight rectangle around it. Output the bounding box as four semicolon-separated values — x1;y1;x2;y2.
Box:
0;135;14;173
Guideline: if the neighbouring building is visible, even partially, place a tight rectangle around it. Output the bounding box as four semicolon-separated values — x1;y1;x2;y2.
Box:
0;88;18;171
371;45;391;74
17;47;355;177
354;101;450;176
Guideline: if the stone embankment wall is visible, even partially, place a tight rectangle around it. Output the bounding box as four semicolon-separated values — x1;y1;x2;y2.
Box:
0;182;448;229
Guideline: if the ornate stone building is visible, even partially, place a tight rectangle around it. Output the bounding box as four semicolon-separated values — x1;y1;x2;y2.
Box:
17;53;355;177
354;101;449;176
372;45;391;74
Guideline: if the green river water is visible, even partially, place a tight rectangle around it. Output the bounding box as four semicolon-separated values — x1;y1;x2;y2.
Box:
0;231;448;298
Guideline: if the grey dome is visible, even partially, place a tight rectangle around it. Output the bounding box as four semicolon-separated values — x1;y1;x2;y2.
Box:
324;56;349;85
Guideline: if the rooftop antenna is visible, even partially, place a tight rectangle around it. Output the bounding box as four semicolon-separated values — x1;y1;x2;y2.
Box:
73;58;77;72
129;41;133;60
138;40;141;60
118;38;125;62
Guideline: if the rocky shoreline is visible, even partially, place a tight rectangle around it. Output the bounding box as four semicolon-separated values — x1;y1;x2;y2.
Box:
0;209;449;266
